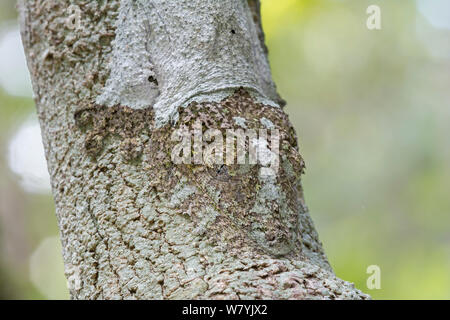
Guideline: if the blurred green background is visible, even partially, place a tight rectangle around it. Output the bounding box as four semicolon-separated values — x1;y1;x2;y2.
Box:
0;0;449;299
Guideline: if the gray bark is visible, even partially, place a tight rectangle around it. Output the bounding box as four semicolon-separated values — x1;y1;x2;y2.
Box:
19;0;369;300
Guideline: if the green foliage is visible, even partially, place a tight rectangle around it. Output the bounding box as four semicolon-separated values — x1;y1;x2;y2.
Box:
0;0;448;299
262;0;450;299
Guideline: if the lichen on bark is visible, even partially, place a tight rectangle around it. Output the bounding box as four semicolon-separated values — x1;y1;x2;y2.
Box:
96;0;284;126
19;0;369;299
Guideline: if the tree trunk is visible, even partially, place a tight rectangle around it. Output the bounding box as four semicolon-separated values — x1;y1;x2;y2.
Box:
19;0;369;300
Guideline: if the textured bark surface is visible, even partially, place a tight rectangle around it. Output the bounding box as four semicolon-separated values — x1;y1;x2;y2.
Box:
19;0;369;299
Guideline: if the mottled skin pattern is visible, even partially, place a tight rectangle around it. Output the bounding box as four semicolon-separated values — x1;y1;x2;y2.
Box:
19;0;369;299
76;91;319;262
